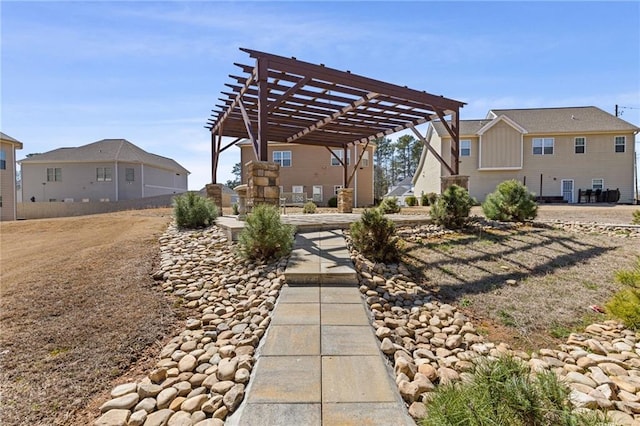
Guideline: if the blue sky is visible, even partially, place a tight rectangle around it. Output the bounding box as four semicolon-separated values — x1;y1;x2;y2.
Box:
2;1;639;190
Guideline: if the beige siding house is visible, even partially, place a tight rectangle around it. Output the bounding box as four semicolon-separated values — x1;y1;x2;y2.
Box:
414;107;639;203
0;132;24;221
239;141;375;207
20;139;189;203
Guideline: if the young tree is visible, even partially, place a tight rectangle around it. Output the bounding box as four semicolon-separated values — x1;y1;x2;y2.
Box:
225;162;241;188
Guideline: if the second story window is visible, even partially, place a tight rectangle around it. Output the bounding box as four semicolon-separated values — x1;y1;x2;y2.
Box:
615;136;626;153
460;140;471;157
0;149;6;170
532;138;554;155
330;149;350;166
273;151;291;167
574;137;585;154
47;167;61;182
96;167;113;182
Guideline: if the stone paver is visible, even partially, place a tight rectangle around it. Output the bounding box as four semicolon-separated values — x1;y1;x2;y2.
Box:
247;356;322;403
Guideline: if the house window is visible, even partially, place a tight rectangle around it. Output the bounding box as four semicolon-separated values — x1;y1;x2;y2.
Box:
0;149;6;170
0;195;2;207
47;167;61;182
273;151;291;167
574;137;585;154
361;151;369;167
334;185;343;194
615;136;626;153
592;179;604;191
330;149;350;166
125;168;135;182
460;140;471;157
96;167;113;182
533;138;554;155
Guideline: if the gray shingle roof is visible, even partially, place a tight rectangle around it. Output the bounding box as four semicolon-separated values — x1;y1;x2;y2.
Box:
1;132;24;148
19;139;189;173
432;120;491;137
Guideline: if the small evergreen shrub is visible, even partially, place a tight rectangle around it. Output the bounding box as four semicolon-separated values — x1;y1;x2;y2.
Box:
482;179;538;221
327;196;338;208
405;195;418;207
421;356;605;426
632;210;640;225
237;204;295;261
302;201;317;214
421;192;438;206
430;185;474;229
378;197;401;214
350;208;400;263
607;258;640;329
232;203;239;215
173;192;219;229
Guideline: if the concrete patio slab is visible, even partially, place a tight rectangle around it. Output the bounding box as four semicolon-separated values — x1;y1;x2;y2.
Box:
322;356;397;403
320;286;362;304
278;285;320;303
270;303;319;325
247;356;321;403
321;304;370;326
233;403;321;426
261;325;320;356
321;325;380;356
323;402;415;426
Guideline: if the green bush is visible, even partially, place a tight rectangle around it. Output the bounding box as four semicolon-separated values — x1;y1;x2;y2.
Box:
421;192;438;206
350;208;400;263
173;192;219;229
378;197;401;214
482;179;538;221
430;185;474;229
421;356;605;426
327;196;338;208
607;258;640;329
232;203;239;215
632;210;640;225
302;201;317;214
238;204;295;261
405;195;418;206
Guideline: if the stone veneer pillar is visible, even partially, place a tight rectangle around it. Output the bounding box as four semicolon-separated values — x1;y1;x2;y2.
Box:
205;183;223;216
441;175;470;193
337;188;354;213
246;161;280;213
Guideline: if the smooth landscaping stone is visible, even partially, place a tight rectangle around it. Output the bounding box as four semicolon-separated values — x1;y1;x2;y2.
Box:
143;408;174;426
100;393;139;413
94;409;130;426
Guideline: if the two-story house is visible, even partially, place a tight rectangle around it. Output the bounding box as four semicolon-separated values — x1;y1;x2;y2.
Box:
239;140;375;207
413;106;639;203
20;139;189;203
0;132;24;221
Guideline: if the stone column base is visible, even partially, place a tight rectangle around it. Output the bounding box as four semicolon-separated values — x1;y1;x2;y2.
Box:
337;188;354;213
441;175;470;193
246;161;280;213
205;183;223;216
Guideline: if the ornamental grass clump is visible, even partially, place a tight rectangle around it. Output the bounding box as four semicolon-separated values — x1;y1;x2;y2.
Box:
350;208;400;263
430;184;474;229
421;356;605;426
421;192;438;206
632;210;640;225
173;191;219;229
405;195;418;206
482;179;538;221
237;204;295;261
302;201;317;214
378;196;401;214
607;258;640;330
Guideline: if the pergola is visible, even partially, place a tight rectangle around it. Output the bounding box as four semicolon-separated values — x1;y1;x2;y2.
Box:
206;48;465;187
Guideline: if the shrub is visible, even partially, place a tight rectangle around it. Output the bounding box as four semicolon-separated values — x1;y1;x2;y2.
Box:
350;208;400;263
232;203;239;215
173;192;219;229
378;197;401;214
303;201;317;214
421;356;605;426
430;185;474;229
421;192;438;206
482;179;538;221
632;210;640;225
327;196;338;208
607;258;640;329
237;204;295;261
405;195;418;206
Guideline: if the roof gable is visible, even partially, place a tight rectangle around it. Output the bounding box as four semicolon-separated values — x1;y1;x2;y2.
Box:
477;114;528;135
0;132;24;149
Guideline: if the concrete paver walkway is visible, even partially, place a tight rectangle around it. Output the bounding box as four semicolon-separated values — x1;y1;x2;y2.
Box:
227;231;414;426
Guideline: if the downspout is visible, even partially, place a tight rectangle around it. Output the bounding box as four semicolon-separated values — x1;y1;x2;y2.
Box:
354;144;358;208
115;161;119;201
141;164;145;198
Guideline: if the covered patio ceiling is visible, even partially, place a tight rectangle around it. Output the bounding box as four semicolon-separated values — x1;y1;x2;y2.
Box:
206;48;465;183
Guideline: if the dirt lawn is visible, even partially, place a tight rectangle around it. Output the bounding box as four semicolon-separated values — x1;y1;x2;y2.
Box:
0;208;182;425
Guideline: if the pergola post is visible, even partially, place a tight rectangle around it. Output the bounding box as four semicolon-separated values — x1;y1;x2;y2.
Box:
257;57;269;162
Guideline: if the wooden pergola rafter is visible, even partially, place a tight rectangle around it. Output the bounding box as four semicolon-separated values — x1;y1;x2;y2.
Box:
206;48;465;185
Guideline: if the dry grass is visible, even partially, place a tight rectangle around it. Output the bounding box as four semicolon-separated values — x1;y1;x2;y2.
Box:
0;209;185;426
402;222;639;351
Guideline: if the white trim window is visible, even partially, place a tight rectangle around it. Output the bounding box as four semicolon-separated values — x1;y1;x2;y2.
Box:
460;140;471;157
330;149;350;166
592;178;604;191
0;149;6;170
96;167;113;182
125;167;135;182
615;136;626;153
532;138;554;155
47;167;61;182
334;185;343;194
574;137;585;154
273;151;292;167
